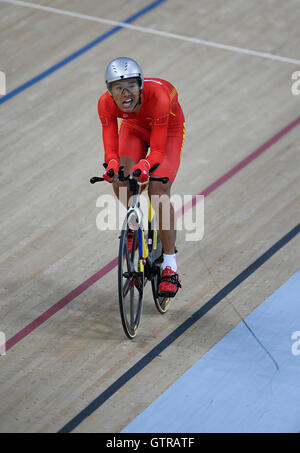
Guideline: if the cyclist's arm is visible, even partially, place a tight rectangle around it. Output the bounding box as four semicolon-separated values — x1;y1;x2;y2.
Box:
146;91;170;168
98;96;120;164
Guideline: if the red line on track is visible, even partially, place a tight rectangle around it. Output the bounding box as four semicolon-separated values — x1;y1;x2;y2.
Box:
3;258;118;354
3;116;300;354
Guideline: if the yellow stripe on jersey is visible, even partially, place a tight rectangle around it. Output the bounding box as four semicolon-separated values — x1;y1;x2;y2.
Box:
169;87;177;102
180;122;186;158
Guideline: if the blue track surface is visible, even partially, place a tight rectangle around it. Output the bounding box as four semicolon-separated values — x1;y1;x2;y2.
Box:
123;270;300;433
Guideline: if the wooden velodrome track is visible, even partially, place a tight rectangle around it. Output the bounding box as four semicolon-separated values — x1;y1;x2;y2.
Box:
1;0;300;433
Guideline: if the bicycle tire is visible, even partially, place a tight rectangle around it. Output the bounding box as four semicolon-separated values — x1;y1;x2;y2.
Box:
118;221;144;339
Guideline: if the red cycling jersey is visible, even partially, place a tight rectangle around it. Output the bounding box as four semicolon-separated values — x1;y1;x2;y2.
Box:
98;78;185;171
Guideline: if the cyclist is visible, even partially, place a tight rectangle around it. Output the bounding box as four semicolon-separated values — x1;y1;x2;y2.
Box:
98;57;185;297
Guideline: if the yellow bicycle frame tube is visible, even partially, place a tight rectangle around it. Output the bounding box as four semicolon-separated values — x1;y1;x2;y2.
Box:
138;228;148;259
142;230;148;258
148;200;156;223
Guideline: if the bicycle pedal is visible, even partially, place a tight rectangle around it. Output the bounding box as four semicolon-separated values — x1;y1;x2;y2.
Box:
134;272;144;278
123;271;143;278
157;290;177;298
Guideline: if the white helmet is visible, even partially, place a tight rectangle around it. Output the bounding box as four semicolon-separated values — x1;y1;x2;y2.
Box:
105;57;144;95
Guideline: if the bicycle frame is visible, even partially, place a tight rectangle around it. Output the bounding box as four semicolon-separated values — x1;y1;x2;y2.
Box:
90;163;170;338
125;181;156;271
125;192;162;292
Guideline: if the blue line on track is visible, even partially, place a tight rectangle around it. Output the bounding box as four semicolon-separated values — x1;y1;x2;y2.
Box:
0;0;166;105
58;223;300;433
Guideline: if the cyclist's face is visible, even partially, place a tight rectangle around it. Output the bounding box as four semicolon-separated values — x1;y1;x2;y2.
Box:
111;78;141;112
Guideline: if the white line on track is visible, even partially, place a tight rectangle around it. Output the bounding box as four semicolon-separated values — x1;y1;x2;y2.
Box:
2;0;300;66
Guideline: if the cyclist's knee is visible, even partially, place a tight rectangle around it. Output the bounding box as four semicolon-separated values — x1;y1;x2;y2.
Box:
113;180;130;204
148;180;172;199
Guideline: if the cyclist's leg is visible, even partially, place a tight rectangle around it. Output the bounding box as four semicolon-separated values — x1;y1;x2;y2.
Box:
148;179;176;255
149;177;182;296
148;117;185;295
113;156;136;208
148;116;185;256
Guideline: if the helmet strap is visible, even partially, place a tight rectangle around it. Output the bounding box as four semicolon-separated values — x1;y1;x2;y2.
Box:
131;90;142;113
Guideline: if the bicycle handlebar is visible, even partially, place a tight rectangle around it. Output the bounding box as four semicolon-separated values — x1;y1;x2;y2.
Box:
90;176;105;184
90;167;115;183
90;163;169;185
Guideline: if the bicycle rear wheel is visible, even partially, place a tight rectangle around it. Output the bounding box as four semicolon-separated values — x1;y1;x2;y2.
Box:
148;218;170;314
118;224;144;339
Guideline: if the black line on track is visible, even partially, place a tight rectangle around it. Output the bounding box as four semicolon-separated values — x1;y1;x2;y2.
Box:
58;223;300;433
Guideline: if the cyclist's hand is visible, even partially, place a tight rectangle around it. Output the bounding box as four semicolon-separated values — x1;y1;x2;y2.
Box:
132;159;150;183
102;159;119;183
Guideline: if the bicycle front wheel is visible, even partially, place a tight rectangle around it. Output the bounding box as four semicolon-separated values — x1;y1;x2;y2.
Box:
118;225;144;339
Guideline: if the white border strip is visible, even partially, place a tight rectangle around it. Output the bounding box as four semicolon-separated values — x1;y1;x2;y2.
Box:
2;0;300;65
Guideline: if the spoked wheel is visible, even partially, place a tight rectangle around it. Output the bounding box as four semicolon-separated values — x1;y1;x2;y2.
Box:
118;225;144;339
148;218;170;314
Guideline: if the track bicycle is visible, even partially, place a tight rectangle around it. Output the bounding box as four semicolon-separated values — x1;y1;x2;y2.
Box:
90;164;171;339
